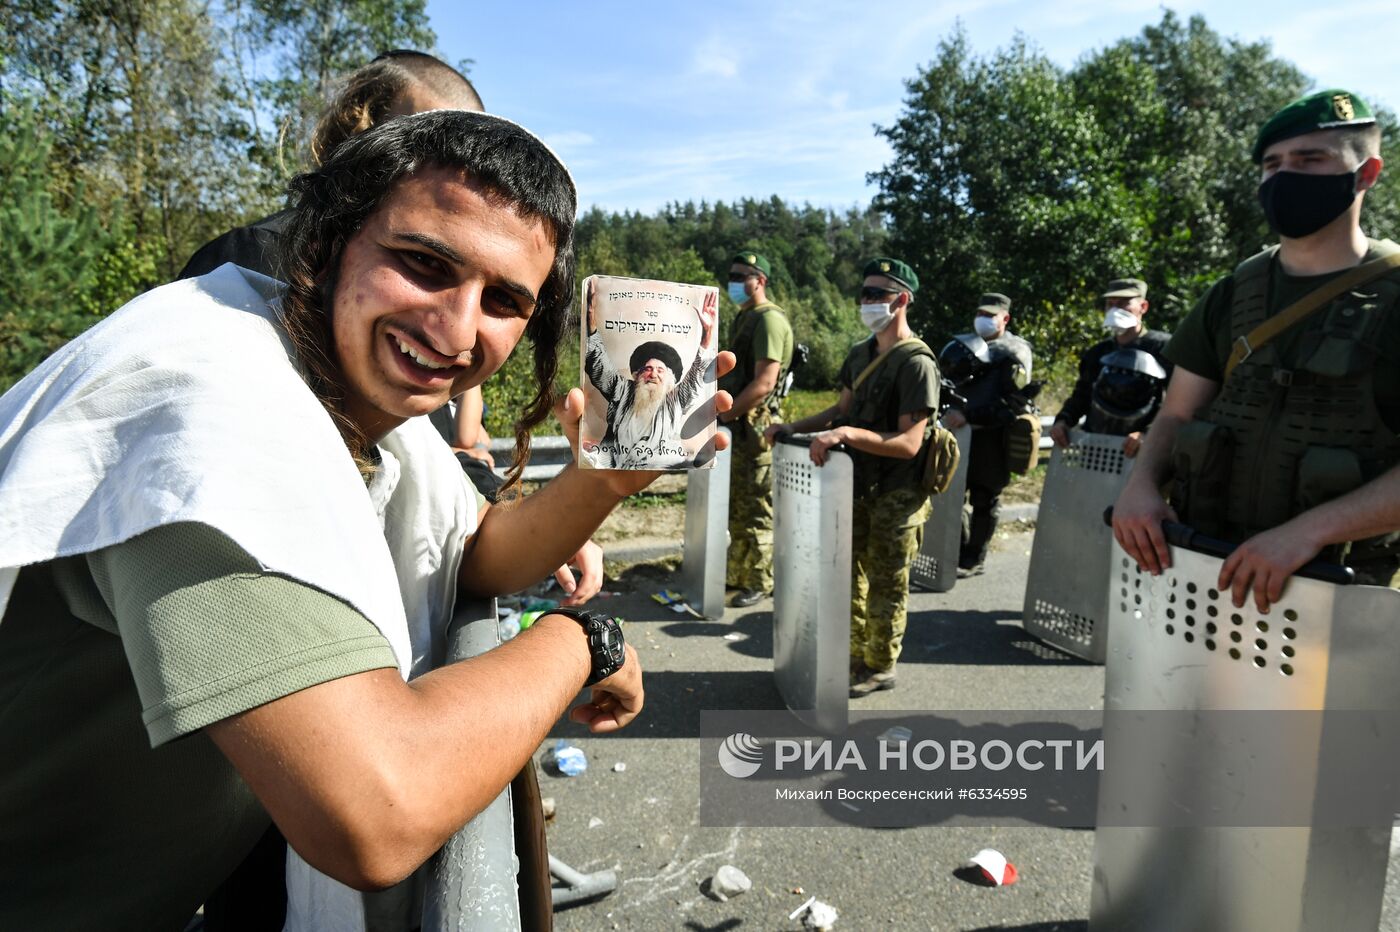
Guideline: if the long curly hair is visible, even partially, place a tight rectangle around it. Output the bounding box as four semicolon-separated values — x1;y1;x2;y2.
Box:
278;110;576;495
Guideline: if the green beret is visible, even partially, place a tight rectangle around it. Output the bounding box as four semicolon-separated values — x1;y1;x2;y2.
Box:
1252;89;1376;163
730;250;772;278
862;256;919;293
1102;278;1148;299
977;293;1011;313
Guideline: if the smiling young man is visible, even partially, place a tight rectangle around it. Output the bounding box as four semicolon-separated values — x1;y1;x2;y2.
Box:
0;111;733;930
1113;88;1400;612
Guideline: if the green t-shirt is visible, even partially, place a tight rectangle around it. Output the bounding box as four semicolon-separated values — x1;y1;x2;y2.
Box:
837;337;941;495
0;522;396;931
1167;245;1400;427
720;302;794;400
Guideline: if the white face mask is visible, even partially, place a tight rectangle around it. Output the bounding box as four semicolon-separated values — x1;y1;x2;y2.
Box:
727;282;749;305
860;302;896;332
973;315;1001;339
1103;307;1139;335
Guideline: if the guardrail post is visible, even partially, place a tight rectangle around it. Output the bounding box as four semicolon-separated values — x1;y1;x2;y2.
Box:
422;596;523;931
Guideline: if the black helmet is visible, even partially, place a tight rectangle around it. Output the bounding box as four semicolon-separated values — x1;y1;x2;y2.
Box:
938;333;991;384
1089;349;1168;434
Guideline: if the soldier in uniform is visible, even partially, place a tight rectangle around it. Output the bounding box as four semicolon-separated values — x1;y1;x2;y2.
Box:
720;251;794;608
766;258;940;697
943;293;1035;577
1115;88;1400;612
1049;278;1172;457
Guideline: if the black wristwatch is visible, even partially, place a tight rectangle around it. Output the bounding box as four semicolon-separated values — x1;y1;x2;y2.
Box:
550;608;626;685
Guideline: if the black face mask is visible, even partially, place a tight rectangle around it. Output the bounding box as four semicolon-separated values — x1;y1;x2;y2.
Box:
1257;169;1358;239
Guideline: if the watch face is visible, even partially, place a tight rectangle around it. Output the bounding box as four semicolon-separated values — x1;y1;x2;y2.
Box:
599;625;626;664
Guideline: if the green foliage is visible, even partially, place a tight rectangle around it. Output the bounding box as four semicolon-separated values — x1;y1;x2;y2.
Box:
870;12;1396;375
78;234;166;318
0;0;445;390
0;94;113;390
2;0;281;279
235;0;437;172
783;388;839;424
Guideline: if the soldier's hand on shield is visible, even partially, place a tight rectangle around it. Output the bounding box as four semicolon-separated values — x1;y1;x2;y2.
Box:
1122;432;1143;458
1112;478;1178;576
1217;521;1322;613
1049;422;1071;448
943;409;967;430
762;423;791;447
568;644;644;733
556;538;604;607
809;427;846;466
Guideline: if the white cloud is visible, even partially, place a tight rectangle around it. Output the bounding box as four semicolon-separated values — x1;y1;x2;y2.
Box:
693;35;740;79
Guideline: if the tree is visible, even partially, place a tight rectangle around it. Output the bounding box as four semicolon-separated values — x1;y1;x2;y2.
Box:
869;12;1396;373
1;0;272;279
0;93;112;390
228;0;440;172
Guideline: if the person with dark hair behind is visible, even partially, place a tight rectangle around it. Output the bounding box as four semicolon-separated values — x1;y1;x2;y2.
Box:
0;110;735;931
180;50;483;282
176;53;588;929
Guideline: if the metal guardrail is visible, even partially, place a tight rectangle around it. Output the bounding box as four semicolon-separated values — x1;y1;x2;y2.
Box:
493;418;1061;483
488;434;572;483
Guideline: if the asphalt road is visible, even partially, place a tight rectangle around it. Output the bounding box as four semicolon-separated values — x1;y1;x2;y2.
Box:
536;527;1400;932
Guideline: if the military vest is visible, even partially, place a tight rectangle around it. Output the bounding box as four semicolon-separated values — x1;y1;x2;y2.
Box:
960;331;1032;420
844;337;939;495
720;302;790;416
1173;240;1400;567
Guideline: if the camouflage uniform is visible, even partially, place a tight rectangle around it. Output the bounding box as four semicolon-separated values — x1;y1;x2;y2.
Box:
837;336;941;672
721;302;793;592
726;410;777;590
850;487;931;670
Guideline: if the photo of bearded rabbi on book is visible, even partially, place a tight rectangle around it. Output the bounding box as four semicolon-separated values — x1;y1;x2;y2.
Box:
580;276;719;470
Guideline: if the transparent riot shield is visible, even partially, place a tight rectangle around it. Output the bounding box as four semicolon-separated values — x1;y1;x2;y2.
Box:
422;595;522;931
679;427;731;619
910;421;971;592
772;437;852;733
1091;532;1400;932
1022;430;1134;661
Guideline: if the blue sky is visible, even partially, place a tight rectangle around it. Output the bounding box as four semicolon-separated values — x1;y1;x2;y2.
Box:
427;1;1400;215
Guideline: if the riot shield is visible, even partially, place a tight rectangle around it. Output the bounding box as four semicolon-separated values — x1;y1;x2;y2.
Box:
772;437;852;732
679;427;731;619
1091;535;1400;932
422;595;523;931
1022;430;1134;662
910;421;971;592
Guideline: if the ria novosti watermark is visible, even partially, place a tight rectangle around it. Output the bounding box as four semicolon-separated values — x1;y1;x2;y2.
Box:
720;731;1102;778
699;710;1400;829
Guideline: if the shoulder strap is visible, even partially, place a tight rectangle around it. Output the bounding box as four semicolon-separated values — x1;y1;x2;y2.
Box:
852;338;931;391
1223;241;1400;382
